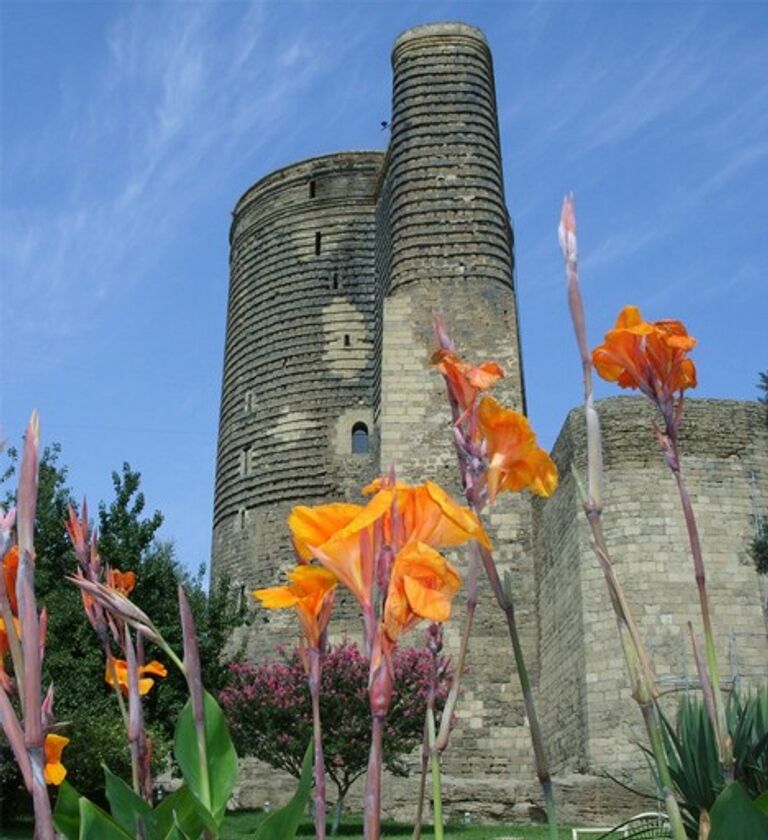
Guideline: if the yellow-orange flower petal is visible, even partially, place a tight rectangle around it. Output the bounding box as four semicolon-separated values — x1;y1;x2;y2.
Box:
106;569;136;596
384;542;461;642
105;658;167;696
44;734;69;785
310;489;396;604
592;305;697;400
288;503;364;560
252;565;337;648
361;479;491;551
478;396;558;502
2;546;19;616
431;349;504;412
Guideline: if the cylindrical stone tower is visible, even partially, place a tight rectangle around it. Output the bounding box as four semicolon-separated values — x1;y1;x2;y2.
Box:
213;152;384;613
378;22;525;478
376;22;538;791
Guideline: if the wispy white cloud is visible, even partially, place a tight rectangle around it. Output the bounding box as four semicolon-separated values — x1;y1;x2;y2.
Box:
1;0;368;354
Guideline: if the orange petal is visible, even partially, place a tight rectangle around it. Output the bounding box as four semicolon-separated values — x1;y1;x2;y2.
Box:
403;576;452;623
288;503;364;560
252;584;300;609
422;481;492;549
138;677;155;695
44;761;67;786
140;660;167;678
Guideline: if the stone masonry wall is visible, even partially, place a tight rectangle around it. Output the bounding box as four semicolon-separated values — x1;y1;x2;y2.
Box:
213;152;384;656
376;23;542;818
535;397;768;789
212;18;768;827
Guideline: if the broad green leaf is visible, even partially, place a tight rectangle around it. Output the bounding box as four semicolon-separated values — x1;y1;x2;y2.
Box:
53;781;81;840
103;764;151;834
78;798;134;840
253;740;313;840
754;790;768;815
150;785;207;840
710;780;768;839
174;690;237;825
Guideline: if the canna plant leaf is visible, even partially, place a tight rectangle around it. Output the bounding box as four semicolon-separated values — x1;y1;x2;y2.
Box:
53;781;82;840
103;764;151;834
253;740;313;840
150;786;208;840
174;689;238;827
710;781;768;839
78;798;135;839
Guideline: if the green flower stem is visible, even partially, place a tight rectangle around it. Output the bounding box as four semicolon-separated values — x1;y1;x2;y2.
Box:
668;449;733;778
426;708;444;840
642;701;688;840
308;647;327;840
363;714;384;840
411;723;429;840
477;545;559;840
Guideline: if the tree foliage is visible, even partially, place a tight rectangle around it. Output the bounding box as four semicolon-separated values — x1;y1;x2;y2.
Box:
220;642;449;815
0;445;247;816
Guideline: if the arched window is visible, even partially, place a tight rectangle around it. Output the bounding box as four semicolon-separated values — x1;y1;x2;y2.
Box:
351;422;369;454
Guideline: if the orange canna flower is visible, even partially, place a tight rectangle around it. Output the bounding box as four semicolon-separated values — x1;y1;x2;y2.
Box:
431;349;504;412
106;568;136;596
252;565;337;648
302;489;396;606
362;478;492;551
288;503;365;561
477;396;558;502
383;542;461;643
44;733;69;785
2;546;19;616
105;657;168;696
592;305;697;401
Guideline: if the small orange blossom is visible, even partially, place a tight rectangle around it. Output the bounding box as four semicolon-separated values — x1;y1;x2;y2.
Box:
44;733;69;785
252;565;337;648
477;396;558;502
105;657;167;696
431;349;504;411
383;542;461;643
106;568;136;596
592;305;697;400
2;546;19;616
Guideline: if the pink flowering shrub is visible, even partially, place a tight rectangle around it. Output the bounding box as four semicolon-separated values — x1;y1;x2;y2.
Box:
220;641;449;815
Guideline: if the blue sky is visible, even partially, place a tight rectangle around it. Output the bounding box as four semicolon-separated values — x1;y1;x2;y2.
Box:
2;1;766;577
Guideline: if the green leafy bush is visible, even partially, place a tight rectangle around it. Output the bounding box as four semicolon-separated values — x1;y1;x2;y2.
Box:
657;687;768;838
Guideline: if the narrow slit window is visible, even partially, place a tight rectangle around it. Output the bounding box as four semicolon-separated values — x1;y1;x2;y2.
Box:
332;272;339;290
351;422;369;455
309;179;316;198
343;334;351;347
315;232;322;255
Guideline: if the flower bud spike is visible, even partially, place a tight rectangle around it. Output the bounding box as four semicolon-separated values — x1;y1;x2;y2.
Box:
17;412;40;565
432;312;454;352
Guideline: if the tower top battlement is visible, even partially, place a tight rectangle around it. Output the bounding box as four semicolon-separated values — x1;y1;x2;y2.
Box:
392;21;489;56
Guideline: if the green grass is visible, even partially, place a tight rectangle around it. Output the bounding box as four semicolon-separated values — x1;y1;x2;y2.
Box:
1;810;573;839
220;810;573;839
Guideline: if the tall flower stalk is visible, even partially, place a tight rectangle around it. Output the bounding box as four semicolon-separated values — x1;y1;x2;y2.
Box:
253;564;337;839
0;413;67;840
431;324;560;840
66;504;167;803
589;229;732;777
559;194;686;840
275;476;481;838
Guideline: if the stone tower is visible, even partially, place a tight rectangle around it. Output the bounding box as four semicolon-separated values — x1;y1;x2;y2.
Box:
213;20;768;823
213;152;384;600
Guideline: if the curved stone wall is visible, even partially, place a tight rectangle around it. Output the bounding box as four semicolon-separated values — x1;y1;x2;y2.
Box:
388;22;514;295
214;151;384;585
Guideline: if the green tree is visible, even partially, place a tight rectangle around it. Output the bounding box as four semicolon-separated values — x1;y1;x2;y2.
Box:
0;447;246;818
